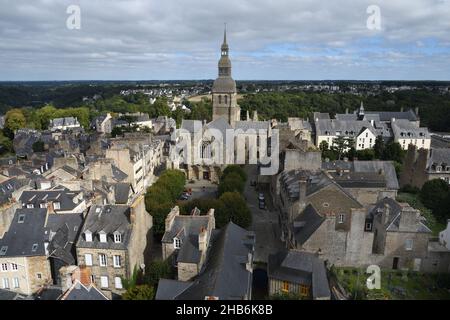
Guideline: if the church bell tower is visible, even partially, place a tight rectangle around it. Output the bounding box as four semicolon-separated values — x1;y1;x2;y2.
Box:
212;24;240;126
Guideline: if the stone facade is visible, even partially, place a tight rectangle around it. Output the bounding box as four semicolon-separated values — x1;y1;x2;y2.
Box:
0;255;52;295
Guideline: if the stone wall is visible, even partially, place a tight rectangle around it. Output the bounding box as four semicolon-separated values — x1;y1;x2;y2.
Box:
177;262;199;281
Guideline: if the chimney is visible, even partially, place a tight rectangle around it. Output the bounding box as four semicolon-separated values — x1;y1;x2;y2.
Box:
415;107;419;117
207;208;216;230
345;108;349;114
253;110;258;121
400;106;404;112
165;206;179;231
382;203;390;225
246;110;250;121
399;207;420;232
299;176;307;211
198;227;208;253
245;252;253;273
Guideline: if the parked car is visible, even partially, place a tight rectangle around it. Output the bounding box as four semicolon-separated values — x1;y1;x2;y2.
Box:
259;200;266;210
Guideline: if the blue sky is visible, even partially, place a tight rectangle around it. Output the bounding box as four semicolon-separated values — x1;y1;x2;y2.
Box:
1;0;450;80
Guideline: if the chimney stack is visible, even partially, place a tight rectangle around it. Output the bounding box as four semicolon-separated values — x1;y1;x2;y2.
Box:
383;203;390;225
198;227;208;253
165;206;180;231
299;176;307;211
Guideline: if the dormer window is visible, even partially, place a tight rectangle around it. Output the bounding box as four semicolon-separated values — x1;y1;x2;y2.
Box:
26;204;34;209
18;214;25;223
173;237;182;249
114;232;122;243
99;232;107;243
53;202;61;210
338;214;345;224
85;231;93;242
436;166;442;172
31;243;38;252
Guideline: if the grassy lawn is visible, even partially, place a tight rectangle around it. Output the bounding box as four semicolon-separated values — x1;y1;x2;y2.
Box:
332;267;450;300
396;192;445;236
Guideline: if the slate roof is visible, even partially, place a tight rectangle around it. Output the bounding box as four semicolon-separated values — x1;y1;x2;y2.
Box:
391;119;430;139
59;280;108;300
369;197;431;233
0;288;29;300
234;121;270;131
77;204;132;250
322;160;399;190
155;279;193;300
331;172;387;188
315;119;377;137
0;177;30;205
293;205;325;246
427;148;450;170
161;213;211;264
49;117;80;128
19;189;83;212
268;250;331;300
114;183;131;204
173;222;255;300
0;208;47;257
45;213;84;265
365;110;418;122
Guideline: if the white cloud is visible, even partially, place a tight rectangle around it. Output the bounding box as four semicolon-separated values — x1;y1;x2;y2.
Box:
0;0;449;80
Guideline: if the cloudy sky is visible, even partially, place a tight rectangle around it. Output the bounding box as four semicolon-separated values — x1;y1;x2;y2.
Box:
1;0;450;80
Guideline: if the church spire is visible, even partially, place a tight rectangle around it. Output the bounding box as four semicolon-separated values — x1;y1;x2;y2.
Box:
223;23;227;45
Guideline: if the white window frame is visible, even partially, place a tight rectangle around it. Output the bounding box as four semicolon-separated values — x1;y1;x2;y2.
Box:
2;278;9;289
338;214;345;224
53;202;61;210
173;237;182;249
11;263;18;271
85;254;93;266
113;255;121;268
85;231;92;242
100;276;108;288
114;277;123;289
26;204;34;209
1;263;8;272
405;239;413;251
99;232;107;243
114;233;122;243
12;277;19;288
99;254;107;267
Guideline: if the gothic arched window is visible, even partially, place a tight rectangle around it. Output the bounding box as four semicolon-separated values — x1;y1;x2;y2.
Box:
200;140;212;159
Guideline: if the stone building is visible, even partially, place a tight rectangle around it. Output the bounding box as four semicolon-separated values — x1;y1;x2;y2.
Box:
161;206;215;281
75;195;152;297
274;170;372;266
268;250;330;300
400;145;450;188
0;208;52;295
367;197;432;270
170;28;272;183
156;222;255;300
322;160;399;206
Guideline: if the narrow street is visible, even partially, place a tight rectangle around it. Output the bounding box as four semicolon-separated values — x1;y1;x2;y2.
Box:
244;165;284;264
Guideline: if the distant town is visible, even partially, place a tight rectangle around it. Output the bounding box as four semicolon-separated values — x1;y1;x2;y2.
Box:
0;30;450;302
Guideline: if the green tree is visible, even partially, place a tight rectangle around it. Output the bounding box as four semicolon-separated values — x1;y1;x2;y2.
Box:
373;136;385;159
218;192;252;229
122;285;155;300
218;172;245;196
221;165;247;182
331;136;352;160
145;260;173;287
32;140;45;152
382;142;405;163
4;109;26;133
420;179;450;222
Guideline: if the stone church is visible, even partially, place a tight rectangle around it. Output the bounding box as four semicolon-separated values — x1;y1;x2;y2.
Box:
170;27;272;182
